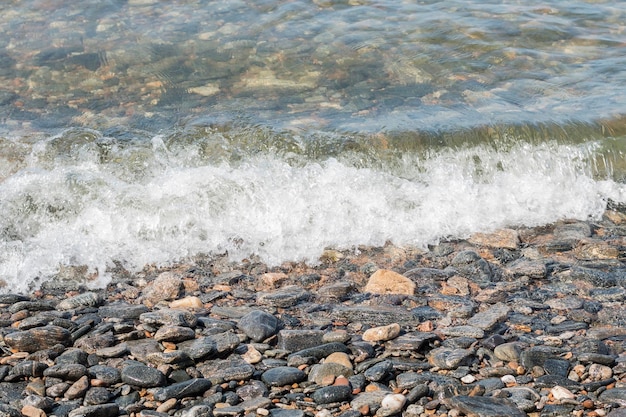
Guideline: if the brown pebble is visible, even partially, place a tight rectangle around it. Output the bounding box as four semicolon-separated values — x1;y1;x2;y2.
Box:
358;405;369;415
21;405;46;417
582;399;594;409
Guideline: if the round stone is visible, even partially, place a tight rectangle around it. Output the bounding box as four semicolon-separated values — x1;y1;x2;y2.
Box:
362;323;401;342
120;365;166;388
311;385;352;404
261;367;306;387
238;310;279;342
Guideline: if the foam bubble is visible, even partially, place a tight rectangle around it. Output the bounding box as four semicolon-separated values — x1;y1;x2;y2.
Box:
0;134;624;293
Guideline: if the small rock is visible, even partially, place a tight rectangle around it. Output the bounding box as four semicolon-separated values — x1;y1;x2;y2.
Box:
142;271;183;307
588;363;613;381
428;348;474;370
364;270;415;295
377;393;407;416
494;343;522;362
21;405;46;417
469;229;519;249
550;385;575;400
120;364;166;388
151;378;212;401
325;351;353;370
277;329;324;351
4;326;71;352
68;403;119;417
447;395;526;417
169;296;204;310
261;366;306;386
64;375;90;400
153;325;196;342
362;323;401;342
238;310;279;342
312;384;352;404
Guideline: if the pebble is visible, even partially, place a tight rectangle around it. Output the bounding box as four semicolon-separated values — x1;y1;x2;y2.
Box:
0;214;623;417
362;323;401;342
364;269;416;295
120;364;166;388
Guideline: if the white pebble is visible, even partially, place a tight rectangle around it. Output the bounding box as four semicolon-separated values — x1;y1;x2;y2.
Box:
380;393;406;411
501;374;516;385
461;374;476;384
551;385;575;400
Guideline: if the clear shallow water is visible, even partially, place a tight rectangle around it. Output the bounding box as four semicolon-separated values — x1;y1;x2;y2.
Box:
0;0;625;292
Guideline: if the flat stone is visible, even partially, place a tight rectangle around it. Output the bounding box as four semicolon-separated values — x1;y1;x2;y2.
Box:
447;395;527;417
287;342;350;366
120;364;166;388
96;343;128;358
277;329;325;351
469;229;519;249
169;296;204;310
325;352;353;370
151;378;212;401
261;366;306;386
364;269;415;295
428;348;474;370
385;333;439;353
197;357;255;384
4;326;71;353
238;310;279;342
257;285;310;307
440;325;484;339
146;351;194;368
270;410;305;417
126;339;162;362
467;304;510;331
57;292;103;311
364;360;393;382
599;388;626;406
311;384;352;404
502;258;547;279
43;364;86;380
98;302;148;319
153;325;196;342
545;296;584;311
362;323;401;342
68;403;119;417
333;305;416;326
178;336;217;360
139;309;197;327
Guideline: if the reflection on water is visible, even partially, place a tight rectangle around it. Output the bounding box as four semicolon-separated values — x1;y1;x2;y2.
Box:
0;0;625;137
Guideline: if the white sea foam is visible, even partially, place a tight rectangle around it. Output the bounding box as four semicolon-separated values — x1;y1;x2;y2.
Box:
0;133;624;293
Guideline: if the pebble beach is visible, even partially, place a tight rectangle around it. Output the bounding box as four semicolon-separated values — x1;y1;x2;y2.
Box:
0;206;625;417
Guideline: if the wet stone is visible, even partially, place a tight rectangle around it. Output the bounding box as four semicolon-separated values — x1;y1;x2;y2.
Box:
257;285;310;307
198;357;255;384
67;403;119;417
98;303;148;319
428;348;475;370
57;292;103;311
238;310;279;342
84;387;113;405
311;384;352;404
439;325;484;339
333;305;415;326
261;366;306;386
140;309;197;327
151;378;212;401
120;364;166;388
364;360;393;382
467;303;510;331
4;326;71;352
7;361;47;379
277;329;325;351
43;363;87;380
542;358;570;377
450;250;493;287
153;325;196;342
178;336;217;360
364;269;416;295
447;395;527;417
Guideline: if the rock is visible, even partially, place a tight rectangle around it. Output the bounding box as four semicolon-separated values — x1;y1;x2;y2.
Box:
450;251;493;287
377;393;407;416
57;292;103;310
428;348;474;370
467;303;510;331
238;310;279;342
197;357;255;384
469;229;519;249
261;366;306;386
44;363;86;380
446;395;527;417
277;329;325;351
142;271;183;307
325;352;353;370
153;325;196;342
599;388;626;406
550;385;575;400
140;309;197;327
588;363;613;381
98;303;148;319
439;325;484;339
287;342;350;366
502;259;547;279
151;378;212;401
68;403;119;417
494;343;522;362
64;375;90;400
311;384;352;404
178;336;217;360
364;360;393;382
362;323;401;342
309;363;354;385
4;326;71;352
120;364;166;388
169;296;204;310
21;405;45;417
257;285;310;307
84;387;113;405
364;269;415;295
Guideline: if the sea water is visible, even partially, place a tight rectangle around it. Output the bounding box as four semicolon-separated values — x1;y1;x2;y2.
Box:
0;0;625;293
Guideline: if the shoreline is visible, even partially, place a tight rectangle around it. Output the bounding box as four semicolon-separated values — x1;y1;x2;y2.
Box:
0;209;625;417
